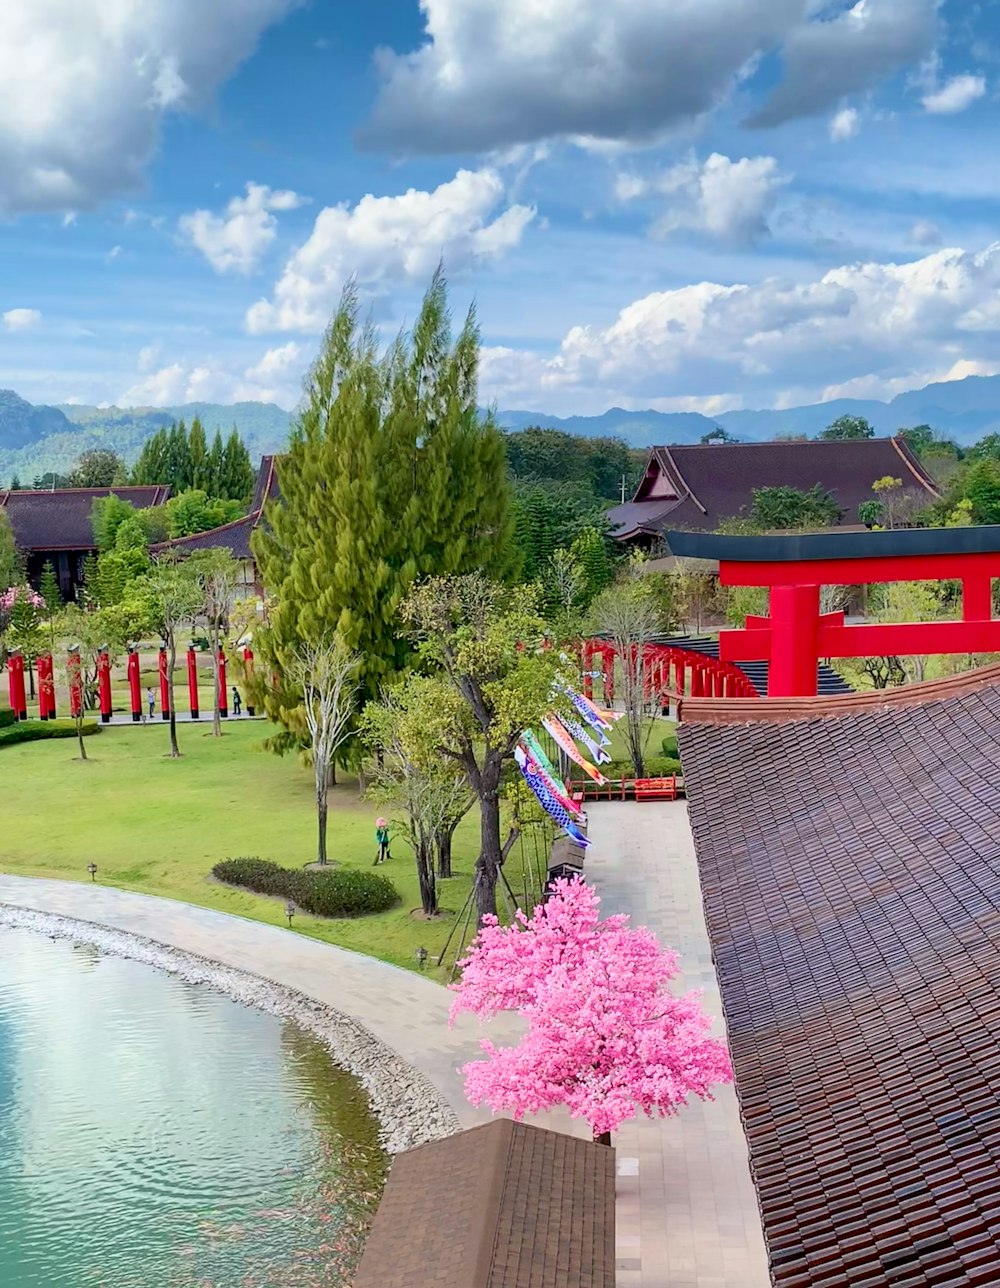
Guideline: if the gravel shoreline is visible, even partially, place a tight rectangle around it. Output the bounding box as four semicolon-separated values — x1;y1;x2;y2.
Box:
0;904;459;1155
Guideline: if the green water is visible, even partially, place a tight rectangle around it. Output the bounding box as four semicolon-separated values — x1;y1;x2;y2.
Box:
0;927;388;1287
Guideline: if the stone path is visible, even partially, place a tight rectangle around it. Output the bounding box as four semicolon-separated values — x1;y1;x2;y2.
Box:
585;801;769;1288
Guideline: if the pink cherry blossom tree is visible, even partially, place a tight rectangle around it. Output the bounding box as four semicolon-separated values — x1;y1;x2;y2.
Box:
450;877;732;1141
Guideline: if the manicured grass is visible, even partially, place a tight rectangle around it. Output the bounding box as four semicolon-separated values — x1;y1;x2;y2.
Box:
0;721;503;977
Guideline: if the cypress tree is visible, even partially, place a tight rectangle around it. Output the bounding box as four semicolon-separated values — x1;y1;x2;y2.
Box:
253;271;516;731
39;561;61;613
221;427;255;503
206;431;225;498
189;417;208;491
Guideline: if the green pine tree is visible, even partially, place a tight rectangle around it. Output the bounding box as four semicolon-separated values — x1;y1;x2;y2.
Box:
206;430;225;498
253;271;516;735
188;416;208;491
39;561;62;614
221;427;255;503
132;427;171;485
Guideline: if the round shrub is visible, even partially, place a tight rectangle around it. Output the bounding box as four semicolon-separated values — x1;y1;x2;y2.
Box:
212;856;399;918
0;719;100;749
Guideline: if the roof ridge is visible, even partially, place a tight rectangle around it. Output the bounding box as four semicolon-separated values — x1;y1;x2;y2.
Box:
151;509;260;551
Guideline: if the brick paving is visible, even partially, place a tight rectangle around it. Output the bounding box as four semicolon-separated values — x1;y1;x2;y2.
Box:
584;801;769;1288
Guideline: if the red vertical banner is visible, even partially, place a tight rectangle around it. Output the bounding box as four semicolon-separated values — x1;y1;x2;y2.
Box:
243;647;255;717
97;650;112;724
158;646;170;720
127;648;142;722
67;647;83;719
187;647;200;720
218;648;228;718
7;651;27;721
37;653;54;719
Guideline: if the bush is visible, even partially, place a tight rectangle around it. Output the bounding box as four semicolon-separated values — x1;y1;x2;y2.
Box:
0;719;100;748
579;755;682;781
661;732;678;759
0;709;16;729
212;857;399;918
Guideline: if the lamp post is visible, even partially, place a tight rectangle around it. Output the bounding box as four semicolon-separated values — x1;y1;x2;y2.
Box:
87;863;97;882
285;902;295;930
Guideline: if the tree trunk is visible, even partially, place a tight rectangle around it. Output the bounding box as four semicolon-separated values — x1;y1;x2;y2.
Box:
435;825;454;879
28;661;35;699
168;635;180;758
417;842;438;915
475;763;503;922
76;715;87;761
316;780;328;865
211;627;222;737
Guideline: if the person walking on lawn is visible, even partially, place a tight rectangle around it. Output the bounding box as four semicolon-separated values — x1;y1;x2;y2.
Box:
374;818;391;865
232;686;242;716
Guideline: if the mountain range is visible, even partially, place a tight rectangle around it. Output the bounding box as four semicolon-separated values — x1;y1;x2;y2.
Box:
4;373;1000;480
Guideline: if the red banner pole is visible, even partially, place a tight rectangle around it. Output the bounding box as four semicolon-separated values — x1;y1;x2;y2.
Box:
243;647;255;717
218;648;228;718
127;647;142;722
37;653;54;719
8;651;27;721
67;647;82;719
187;647;200;720
158;646;170;720
97;649;112;723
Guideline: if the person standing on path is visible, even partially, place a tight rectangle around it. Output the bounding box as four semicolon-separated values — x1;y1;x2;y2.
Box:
374;819;391;865
232;686;242;717
146;686;155;721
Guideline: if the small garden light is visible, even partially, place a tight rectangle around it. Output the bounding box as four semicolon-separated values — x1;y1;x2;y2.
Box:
415;946;428;970
285;902;295;929
87;863;97;882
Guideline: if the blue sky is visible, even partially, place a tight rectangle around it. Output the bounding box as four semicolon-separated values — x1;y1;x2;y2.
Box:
2;0;1000;416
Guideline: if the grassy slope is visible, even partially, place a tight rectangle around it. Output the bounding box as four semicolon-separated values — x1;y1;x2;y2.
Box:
0;721;490;977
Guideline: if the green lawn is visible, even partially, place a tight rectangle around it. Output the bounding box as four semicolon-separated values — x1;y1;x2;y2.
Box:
0;721;502;978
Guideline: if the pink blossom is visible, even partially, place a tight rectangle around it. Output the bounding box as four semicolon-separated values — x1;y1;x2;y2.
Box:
0;585;44;611
450;877;732;1139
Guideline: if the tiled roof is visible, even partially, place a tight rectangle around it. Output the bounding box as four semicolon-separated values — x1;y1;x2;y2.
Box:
354;1120;615;1288
608;437;939;536
679;683;1000;1286
0;485;170;550
151;455;279;560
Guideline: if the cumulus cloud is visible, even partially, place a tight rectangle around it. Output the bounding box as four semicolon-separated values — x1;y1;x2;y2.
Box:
749;0;938;129
359;0;935;153
247;169;535;334
922;73;986;114
910;219;942;246
3;308;42;332
180;183;306;274
478;243;1000;412
119;345;305;410
244;342;302;382
617;152;785;245
0;0;299;213
829;107;861;140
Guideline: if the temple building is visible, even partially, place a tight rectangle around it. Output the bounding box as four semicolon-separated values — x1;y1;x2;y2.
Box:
0;484;171;599
606;437;939;544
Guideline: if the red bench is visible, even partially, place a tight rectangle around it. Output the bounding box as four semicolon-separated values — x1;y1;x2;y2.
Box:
633;776;678;801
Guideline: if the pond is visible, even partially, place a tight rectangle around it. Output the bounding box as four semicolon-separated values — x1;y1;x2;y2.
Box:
0;926;388;1287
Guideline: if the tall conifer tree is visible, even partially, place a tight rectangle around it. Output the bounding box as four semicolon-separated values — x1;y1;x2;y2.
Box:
253;271;515;735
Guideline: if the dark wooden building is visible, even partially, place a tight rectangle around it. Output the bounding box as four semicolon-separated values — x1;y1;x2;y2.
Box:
607;437;939;543
679;668;1000;1285
355;1119;615;1288
0;484;170;599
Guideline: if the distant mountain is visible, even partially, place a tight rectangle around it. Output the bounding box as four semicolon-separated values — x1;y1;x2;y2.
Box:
496;406;720;445
0;395;292;482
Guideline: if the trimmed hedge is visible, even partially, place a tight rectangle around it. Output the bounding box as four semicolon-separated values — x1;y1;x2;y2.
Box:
0;719;100;748
661;732;678;759
585;755;682;781
0;709;16;729
212;857;399;919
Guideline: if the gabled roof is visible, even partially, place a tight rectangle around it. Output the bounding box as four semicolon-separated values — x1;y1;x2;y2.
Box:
679;678;1000;1285
355;1120;615;1288
150;455;279;561
0;485;170;551
607;437;940;537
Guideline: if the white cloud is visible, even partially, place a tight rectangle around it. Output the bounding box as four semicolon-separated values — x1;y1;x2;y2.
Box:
910;219;942;246
0;0;300;213
247;168;535;334
829;107;861;140
119;344;306;410
179;182;306;274
3;308;42;332
360;0;936;152
244;342;302;382
106;245;122;263
617;152;785;245
478;243;1000;412
922;73;986;114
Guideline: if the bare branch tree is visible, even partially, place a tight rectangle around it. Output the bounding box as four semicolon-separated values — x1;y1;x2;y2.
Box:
287;636;360;865
590;575;665;778
188;548;241;737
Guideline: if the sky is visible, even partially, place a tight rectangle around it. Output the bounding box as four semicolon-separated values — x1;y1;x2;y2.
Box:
2;0;1000;417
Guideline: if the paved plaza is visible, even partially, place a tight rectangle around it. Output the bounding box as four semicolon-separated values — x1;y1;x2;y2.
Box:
585;802;769;1288
0;797;768;1287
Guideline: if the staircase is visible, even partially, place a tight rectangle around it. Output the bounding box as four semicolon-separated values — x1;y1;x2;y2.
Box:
658;634;854;698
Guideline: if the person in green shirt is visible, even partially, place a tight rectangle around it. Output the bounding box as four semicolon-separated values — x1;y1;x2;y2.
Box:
374;818;391;865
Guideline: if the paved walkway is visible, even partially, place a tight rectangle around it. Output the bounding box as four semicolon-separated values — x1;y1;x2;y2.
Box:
585;802;769;1288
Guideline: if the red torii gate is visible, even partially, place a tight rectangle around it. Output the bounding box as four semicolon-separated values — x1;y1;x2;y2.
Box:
583;639;757;704
667;526;1000;698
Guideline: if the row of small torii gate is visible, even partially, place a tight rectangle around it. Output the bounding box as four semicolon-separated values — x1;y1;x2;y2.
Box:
7;525;1000;718
5;645;255;723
